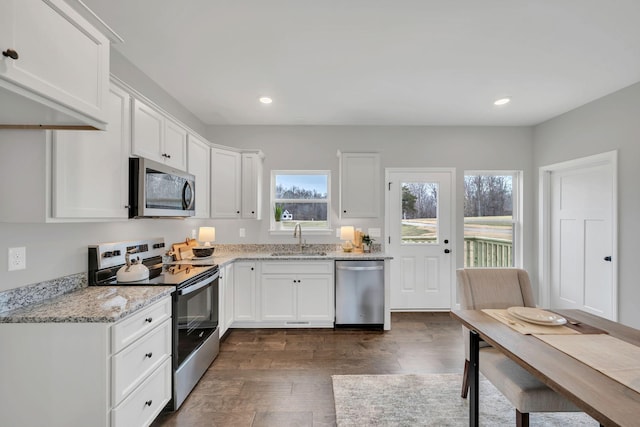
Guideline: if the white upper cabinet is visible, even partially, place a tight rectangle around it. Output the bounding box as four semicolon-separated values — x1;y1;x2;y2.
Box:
163;118;188;170
0;0;110;129
339;151;381;218
132;99;187;170
241;152;263;219
51;82;131;219
210;148;241;218
187;134;210;218
210;148;264;219
131;99;163;160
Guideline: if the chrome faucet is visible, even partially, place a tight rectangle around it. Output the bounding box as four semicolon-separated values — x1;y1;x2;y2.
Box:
293;223;303;252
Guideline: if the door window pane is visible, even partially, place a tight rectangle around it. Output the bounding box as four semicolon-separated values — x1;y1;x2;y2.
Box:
401;182;439;244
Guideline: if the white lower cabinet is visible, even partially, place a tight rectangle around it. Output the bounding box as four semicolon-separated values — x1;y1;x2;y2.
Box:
233;261;257;322
111;358;171;427
0;296;172;427
259;261;334;327
220;263;235;335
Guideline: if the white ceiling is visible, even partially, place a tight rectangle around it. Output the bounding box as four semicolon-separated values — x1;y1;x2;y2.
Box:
82;0;640;126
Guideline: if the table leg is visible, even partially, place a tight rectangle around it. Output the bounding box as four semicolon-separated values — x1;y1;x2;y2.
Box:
469;330;480;427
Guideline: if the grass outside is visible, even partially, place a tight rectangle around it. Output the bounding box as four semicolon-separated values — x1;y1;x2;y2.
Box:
401;216;513;241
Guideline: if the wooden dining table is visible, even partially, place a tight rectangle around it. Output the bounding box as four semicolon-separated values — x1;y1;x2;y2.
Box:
450;309;640;427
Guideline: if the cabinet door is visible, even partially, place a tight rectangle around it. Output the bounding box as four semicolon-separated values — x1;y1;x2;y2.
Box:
261;275;296;321
339;152;380;218
187;135;210;218
51;83;130;218
1;0;109;126
164;119;187;170
297;275;334;322
234;262;257;321
132;99;163;162
241;152;262;219
211;148;241;218
224;264;235;330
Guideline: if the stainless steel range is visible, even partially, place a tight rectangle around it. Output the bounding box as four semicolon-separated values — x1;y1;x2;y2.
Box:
88;238;219;411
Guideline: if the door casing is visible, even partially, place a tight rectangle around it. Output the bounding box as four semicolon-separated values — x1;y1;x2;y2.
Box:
538;150;618;320
385;167;457;311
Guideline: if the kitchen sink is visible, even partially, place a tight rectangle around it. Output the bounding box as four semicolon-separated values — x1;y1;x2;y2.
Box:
270;251;327;257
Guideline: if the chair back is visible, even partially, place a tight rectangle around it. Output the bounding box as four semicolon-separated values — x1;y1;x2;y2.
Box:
457;268;536;310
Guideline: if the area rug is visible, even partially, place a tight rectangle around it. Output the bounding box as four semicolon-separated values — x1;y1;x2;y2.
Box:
332;373;598;426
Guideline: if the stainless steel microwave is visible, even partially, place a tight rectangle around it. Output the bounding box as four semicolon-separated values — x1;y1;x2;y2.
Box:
129;157;195;218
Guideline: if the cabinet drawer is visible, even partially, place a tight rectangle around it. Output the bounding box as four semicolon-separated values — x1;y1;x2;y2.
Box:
111;358;171;427
261;261;333;275
112;319;171;405
112;297;171;354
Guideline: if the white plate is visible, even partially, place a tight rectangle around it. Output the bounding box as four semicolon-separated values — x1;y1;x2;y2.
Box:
507;307;567;326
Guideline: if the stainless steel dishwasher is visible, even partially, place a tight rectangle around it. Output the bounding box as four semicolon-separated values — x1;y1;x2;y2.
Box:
335;260;384;327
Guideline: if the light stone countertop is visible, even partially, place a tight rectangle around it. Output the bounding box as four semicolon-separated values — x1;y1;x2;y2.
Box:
0;250;390;324
0;285;175;323
176;250;392;268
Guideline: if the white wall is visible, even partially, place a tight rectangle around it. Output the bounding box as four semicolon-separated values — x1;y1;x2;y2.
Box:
0;125;534;293
208;124;535;276
533;81;640;328
110;49;207;137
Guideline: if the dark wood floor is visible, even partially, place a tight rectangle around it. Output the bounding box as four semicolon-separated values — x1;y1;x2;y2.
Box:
152;312;464;427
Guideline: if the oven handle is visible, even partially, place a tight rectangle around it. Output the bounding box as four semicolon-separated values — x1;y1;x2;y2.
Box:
177;271;218;296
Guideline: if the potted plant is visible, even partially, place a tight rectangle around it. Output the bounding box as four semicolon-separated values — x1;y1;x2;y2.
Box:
362;234;375;253
274;204;283;228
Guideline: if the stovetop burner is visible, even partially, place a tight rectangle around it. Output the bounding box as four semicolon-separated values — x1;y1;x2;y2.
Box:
88;238;218;288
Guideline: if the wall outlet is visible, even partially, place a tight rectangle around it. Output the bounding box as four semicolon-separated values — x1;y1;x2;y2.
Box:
8;247;26;271
239;228;246;238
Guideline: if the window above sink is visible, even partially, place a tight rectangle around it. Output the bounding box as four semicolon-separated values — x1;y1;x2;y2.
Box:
271;170;332;234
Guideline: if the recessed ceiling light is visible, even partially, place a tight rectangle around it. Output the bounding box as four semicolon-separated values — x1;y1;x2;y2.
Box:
259;96;273;104
494;97;511;106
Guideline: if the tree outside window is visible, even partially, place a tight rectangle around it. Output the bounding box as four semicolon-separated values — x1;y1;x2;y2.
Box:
272;171;331;230
464;172;520;267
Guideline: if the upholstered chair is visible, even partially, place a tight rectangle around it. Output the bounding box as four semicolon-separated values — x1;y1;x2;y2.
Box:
457;268;581;427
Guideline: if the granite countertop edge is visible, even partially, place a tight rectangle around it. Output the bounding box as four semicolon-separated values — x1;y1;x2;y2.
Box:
187;251;393;268
2;251;390;324
0;286;175;324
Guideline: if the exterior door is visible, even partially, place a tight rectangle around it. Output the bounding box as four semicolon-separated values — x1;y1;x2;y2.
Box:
386;169;454;310
547;153;616;320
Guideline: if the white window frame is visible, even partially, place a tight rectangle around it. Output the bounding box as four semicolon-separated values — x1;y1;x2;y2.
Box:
270;170;332;235
463;170;523;267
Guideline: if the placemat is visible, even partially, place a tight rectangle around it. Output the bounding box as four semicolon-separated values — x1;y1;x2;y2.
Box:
482;309;580;335
535;334;640;394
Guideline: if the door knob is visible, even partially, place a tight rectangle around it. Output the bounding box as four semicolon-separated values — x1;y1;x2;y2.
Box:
2;49;18;60
444;249;451;254
604;256;612;262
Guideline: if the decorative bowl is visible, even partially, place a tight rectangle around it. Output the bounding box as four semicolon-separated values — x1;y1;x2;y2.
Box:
192;247;214;258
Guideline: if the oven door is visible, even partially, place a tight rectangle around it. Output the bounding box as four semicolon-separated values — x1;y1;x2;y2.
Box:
175;274;219;367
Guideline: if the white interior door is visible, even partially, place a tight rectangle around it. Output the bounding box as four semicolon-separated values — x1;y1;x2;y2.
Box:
386;169;454;310
544;152;617;320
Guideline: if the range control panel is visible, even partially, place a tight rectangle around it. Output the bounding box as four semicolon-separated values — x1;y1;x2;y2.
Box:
89;238;166;270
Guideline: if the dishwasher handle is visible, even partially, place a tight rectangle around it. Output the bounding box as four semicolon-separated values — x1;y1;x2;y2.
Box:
336;265;383;271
